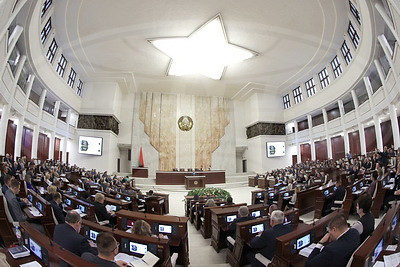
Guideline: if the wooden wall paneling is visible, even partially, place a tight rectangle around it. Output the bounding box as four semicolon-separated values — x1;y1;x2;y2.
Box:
348;131;361;155
21;126;33;161
315;140;328;161
380;120;393;148
331;136;345;160
300;143;311;162
54;137;61;161
364;126;377;152
5;120;16;157
37;133;49;161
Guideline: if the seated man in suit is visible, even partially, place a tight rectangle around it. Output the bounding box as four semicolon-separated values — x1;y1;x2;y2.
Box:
3;175;28;208
228;206;254;238
325;180;346;215
82;232;127;267
50;192;65;224
306;213;359;267
93;193;116;226
53;211;97;256
4;179;27;222
247;210;292;266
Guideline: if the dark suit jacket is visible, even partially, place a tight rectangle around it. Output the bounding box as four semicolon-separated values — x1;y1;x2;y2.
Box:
228;216;254;237
93;201;111;221
50;200;65;224
53;223;97;256
4;189;27;222
367;180;377;197
305;228;360;267
250;223;292;260
332;186;346;202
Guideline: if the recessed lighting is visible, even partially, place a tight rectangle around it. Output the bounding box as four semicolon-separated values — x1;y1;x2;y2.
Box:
149;14;258;80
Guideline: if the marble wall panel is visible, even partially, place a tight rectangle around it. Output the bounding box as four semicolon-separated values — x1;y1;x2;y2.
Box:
195;96;212;169
144;92;152;135
139;92;146;123
159;94;177;170
150;92;161;150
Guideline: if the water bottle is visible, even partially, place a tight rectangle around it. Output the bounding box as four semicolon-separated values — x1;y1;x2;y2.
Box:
15;226;23;245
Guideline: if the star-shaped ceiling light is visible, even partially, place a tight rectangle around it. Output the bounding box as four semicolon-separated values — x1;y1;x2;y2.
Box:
149;14;258;80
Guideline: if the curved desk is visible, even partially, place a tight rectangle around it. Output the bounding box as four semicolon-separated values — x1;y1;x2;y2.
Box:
156;170;225;185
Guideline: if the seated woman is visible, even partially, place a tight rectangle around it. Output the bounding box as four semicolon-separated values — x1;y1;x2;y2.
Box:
45;185;57;202
133;220;165;239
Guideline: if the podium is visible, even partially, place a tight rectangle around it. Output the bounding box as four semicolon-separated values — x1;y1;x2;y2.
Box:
185;176;205;190
132;167;148;178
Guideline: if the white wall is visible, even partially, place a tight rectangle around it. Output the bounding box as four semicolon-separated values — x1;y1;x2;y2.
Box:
243;135;296;173
68;129;119;173
119;148;131;173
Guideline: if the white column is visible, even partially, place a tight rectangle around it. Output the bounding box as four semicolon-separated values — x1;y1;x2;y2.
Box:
0;25;23;77
351;89;366;155
387;0;400;18
338;100;350;154
307;115;316;160
377;35;400;91
374;115;384;151
0;103;11;154
22;75;35;111
389;104;400;149
31;89;47;159
0;0;27;42
31;125;39;159
374;59;388;97
48;132;55;160
322;108;332;159
294;120;301;163
62;137;68;163
375;2;400;45
14;115;24;159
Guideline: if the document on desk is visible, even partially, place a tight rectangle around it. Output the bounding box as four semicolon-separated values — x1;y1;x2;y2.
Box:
28;207;42;217
19;261;42;267
383;252;400;267
115;252;159;267
373;261;384;267
72;209;87;218
298;243;317;258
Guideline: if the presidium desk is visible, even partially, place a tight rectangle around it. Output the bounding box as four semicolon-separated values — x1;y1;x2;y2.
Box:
156;170;225;185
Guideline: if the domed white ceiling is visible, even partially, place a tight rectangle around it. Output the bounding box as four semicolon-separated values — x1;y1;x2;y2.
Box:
54;0;348;97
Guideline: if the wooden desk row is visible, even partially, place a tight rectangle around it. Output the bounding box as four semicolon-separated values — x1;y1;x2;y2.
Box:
116;209;190;266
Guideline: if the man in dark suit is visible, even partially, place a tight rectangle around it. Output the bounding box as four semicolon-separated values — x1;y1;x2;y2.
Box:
228;206;254;238
50;192;65;224
53;211;97;256
325;180;346;214
93;193;116;226
306;213;360;267
0;164;9;186
247;210;292;266
4;179;27;222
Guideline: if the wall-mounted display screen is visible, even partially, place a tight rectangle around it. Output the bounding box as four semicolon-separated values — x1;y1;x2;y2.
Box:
78;136;103;156
266;142;285;157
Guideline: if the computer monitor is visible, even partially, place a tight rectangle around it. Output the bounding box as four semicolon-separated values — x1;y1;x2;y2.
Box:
73;191;79;196
79;204;87;213
269;193;274;197
256;192;263;198
251;224;264;234
383;180;386;186
125;196;131;201
65;198;72;206
251;210;261;218
29;238;42;259
27;194;33;203
226;215;237;223
89;229;99;241
352;186;357;192
296;233;311;250
333;186;337;191
116;194;121;199
324;190;329;197
129;241;148;255
36;201;43;213
158;224;172;234
360;182;364;187
284;192;289;197
372;238;383;263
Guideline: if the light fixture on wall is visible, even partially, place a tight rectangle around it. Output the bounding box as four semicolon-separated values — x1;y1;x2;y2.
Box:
149;14;258;80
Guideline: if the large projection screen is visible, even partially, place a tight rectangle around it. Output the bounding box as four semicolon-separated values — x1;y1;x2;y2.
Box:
78;136;103;156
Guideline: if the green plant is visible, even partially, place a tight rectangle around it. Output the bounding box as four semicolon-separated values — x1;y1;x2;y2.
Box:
186;187;231;200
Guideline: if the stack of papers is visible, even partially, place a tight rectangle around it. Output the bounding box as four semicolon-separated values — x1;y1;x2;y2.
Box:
299;243;317;258
115;252;159;267
19;261;41;267
28;207;42;217
383;252;400;267
72;209;87;217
